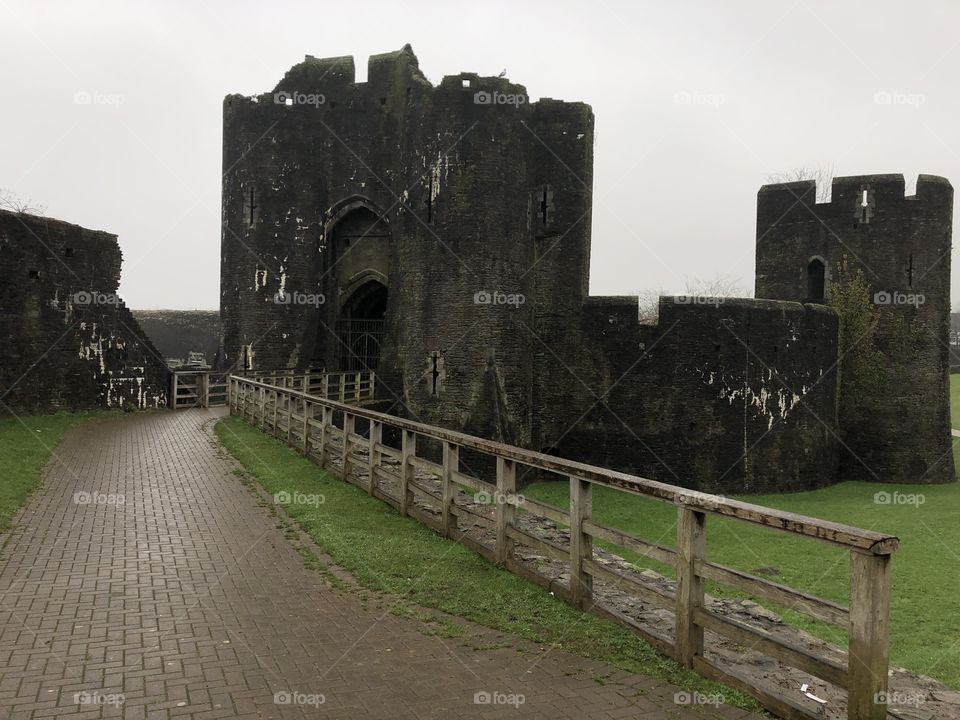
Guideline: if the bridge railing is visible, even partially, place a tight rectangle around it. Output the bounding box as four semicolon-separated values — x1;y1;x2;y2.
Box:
172;370;375;409
227;374;898;720
236;369;375;403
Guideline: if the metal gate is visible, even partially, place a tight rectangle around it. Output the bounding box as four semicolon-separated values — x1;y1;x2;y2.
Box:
336;318;384;371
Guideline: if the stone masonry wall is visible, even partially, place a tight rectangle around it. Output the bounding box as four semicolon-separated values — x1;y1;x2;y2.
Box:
0;209;168;413
535;297;839;494
756;174;954;484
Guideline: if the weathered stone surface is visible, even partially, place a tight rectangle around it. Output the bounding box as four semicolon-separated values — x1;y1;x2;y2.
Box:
219;45;950;492
0;209;168;412
756;174;954;483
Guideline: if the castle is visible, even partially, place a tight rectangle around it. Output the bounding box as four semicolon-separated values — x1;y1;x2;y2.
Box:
219;45;953;492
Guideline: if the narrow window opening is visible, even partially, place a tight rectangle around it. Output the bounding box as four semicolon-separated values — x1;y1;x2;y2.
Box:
245;186;258;226
540;188;549;225
807;258;826;301
28;269;40;279
64;247;74;258
428;351;445;395
379;97;387;106
426;193;433;224
856;186;873;224
908;252;914;287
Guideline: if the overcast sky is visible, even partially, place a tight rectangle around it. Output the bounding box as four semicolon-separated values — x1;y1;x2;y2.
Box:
2;0;959;309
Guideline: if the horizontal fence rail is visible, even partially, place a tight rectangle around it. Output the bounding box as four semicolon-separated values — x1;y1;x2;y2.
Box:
170;370;229;409
227;374;898;720
172;369;375;409
236;369;376;404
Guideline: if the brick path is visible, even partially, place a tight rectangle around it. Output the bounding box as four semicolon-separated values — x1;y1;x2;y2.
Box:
0;409;762;719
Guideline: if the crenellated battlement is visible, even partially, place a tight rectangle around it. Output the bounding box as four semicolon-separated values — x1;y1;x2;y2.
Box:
755;170;954;485
228;45;588;118
758;173;953;230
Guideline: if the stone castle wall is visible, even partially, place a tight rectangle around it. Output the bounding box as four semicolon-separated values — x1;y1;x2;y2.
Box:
219;46;951;493
0;210;168;412
756;174;954;483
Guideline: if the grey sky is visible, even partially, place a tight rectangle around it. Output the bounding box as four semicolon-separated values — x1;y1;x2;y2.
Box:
2;0;958;309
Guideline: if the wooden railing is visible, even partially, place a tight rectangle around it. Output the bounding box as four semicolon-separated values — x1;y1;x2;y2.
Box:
238;369;376;403
227;374;898;720
173;370;375;409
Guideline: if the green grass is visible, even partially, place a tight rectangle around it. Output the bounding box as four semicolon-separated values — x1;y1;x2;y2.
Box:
525;476;960;686
218;378;960;692
0;412;99;532
520;376;960;687
215;416;760;710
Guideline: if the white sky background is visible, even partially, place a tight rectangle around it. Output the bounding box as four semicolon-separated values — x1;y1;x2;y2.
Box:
1;0;959;309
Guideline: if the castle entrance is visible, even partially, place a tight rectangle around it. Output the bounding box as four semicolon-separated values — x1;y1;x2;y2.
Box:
336;280;387;372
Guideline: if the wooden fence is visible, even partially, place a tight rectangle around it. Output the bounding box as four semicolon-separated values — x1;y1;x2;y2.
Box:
172;370;375;409
228;374;898;720
170;370;228;409
238;370;376;404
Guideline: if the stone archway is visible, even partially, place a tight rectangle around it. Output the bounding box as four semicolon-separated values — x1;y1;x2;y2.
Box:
307;197;392;369
336;278;387;371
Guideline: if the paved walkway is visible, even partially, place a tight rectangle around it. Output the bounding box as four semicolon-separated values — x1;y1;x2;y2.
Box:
0;409;760;719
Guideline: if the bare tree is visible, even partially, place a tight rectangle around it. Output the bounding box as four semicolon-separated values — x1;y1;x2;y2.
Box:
766;164;834;203
0;189;46;216
684;273;750;299
636;273;749;325
636;286;665;325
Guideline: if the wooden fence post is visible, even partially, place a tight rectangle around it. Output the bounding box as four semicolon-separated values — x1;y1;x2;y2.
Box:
339;375;346;402
322;374;329;400
569;476;593;609
170;373;179;409
675;505;706;666
258;386;266;429
400;430;416;516
271;389;279;436
319;406;332;466
368;421;382;496
368;371;376;400
354;371;361;402
198;373;208;408
848;550;891;720
342;413;355;481
442;442;459;537
285;388;293;444
494;458;516;565
302;398;310;453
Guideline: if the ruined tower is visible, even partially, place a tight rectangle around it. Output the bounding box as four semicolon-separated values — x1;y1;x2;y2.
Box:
756;174;954;483
220;45;593;447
